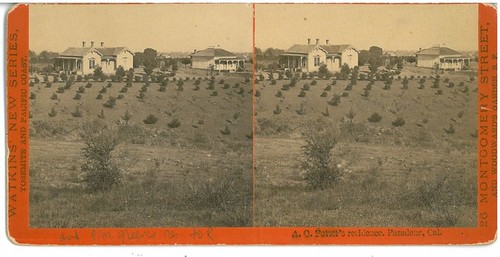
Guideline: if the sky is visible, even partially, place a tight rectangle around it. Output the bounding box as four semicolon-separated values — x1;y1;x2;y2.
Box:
255;4;478;52
29;4;253;54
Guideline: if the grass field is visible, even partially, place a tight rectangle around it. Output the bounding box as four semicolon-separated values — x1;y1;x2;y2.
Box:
255;66;478;227
29;69;253;227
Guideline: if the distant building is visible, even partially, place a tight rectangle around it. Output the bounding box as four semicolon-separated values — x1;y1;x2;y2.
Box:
416;46;470;70
54;41;134;75
190;47;246;72
281;38;358;72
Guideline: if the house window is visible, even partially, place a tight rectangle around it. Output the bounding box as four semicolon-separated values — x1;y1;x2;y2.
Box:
89;58;95;69
314;56;321;66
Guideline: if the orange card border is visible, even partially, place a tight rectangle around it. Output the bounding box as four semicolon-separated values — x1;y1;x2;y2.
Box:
6;3;497;245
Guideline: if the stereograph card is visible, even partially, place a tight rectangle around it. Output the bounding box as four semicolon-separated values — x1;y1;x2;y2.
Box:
4;2;497;245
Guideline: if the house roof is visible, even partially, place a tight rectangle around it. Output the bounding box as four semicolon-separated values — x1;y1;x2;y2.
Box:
284;44;353;55
191;47;236;58
416;46;462;56
60;47;96;57
59;47;131;57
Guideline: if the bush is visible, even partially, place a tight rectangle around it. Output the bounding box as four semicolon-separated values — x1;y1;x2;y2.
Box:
222;83;230;89
392;117;405;127
301;125;341;189
275;91;283;97
86;82;92;88
368;112;382;122
255;90;261;97
48;107;57;117
117;94;124;99
96;93;103;99
329;94;341;106
298;90;306;97
344;85;352;91
71;106;83;118
273;104;281;114
310;79;317;85
270;79;277;85
211;91;218;96
45;82;52;88
167;118;181;128
77;86;85;94
444;124;455;134
320;91;328;97
103;96;117;108
56;87;65;93
143;114;158;124
324;85;332;91
30;92;36;100
81;126;121;191
50;93;58;100
221;125;231;135
302;84;310;91
219;79;225;84
73;92;82;100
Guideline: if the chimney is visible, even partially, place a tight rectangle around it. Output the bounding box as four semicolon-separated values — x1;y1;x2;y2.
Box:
326;39;329;45
316;38;319;45
82;41;86;47
307;38;311;45
91;41;94;48
100;42;104;47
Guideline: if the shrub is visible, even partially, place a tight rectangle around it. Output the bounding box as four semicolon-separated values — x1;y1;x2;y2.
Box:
221;125;231;135
275;91;283;97
71;106;83;118
344;85;352;91
48;107;57;117
29;81;35;87
211;91;218;96
96;93;103;99
219;79;225;84
193;85;200;91
85;82;92;88
222;83;230;89
302;84;310;91
365;84;372;90
298;90;306;97
140;85;148;92
103;96;116;108
320;92;328;97
121;110;132;125
322;106;329;117
176;85;184;91
97;109;105;119
437;89;443;95
73;92;82;100
107;82;113;88
117;94;124;99
194;80;200;86
310;79;317;85
236;88;245;94
469;76;475;82
324;85;332;91
100;87;107;94
137;92;145;99
255;90;261;97
301;125;341;189
45;82;52;88
342;92;349;97
233;83;240;88
331;80;337;85
81;126;121;191
270;79;277;85
444;124;455;134
120;87;128;93
50;93;58;100
329;94;341;106
368;112;382;122
281;84;290;91
273;104;281;114
143;114;158;124
444;78;449;83
57;87;65;93
392;117;405;127
77;86;85;94
167;118;181;128
361;89;370;97
345;108;357;123
30;93;36;100
448;82;455;88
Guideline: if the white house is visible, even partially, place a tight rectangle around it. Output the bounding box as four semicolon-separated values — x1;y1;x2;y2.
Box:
416;46;470;70
281;39;358;72
54;41;134;75
190;47;246;72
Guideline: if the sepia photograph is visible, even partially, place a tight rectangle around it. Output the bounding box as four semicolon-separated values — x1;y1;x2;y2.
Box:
254;4;479;227
28;3;254;228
